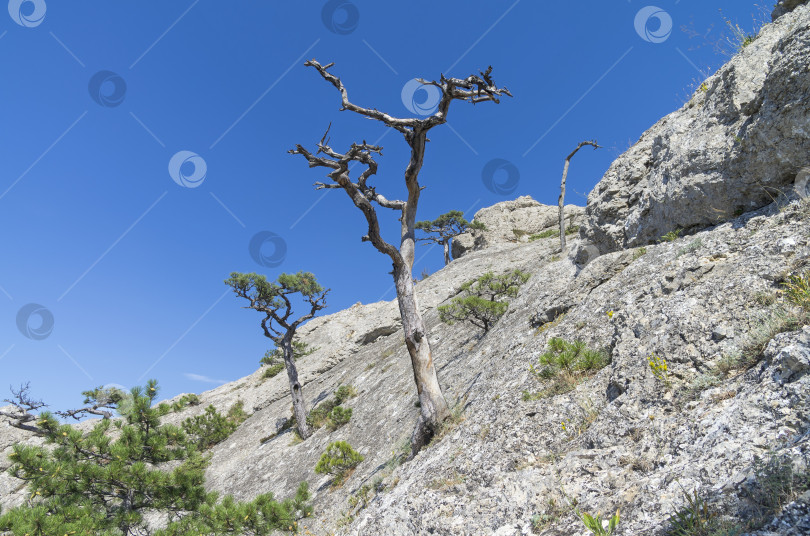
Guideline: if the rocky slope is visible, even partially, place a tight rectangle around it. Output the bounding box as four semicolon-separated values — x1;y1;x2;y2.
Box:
579;2;810;255
2;2;810;535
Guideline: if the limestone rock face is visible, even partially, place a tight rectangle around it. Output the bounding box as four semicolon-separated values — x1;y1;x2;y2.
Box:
581;4;810;255
4;7;810;536
5;198;809;535
452;195;584;258
773;0;810;21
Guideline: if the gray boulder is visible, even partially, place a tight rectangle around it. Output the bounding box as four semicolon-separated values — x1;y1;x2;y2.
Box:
581;4;810;254
452;195;584;258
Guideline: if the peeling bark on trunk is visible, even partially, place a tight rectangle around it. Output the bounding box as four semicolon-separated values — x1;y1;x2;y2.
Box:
282;336;311;440
559;157;571;252
393;263;449;451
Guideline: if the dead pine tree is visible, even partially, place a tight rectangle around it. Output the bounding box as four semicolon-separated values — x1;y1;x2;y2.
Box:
290;59;511;452
559;140;601;251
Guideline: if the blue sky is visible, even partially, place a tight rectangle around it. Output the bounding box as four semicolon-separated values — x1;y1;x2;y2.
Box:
0;1;766;411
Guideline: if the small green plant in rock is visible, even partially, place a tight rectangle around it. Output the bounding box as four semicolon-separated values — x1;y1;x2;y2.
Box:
576;508;620;536
315;441;364;486
334;384;358;404
782;271;810;311
660;228;683;242
632;247;647;260
439;270;530;332
535;338;609;374
742;450;810;528
306;384;357;430
528;225;579;242
724;17;757;51
735;308;803;371
677;238;703;257
529;228;559;240
665;485;741;536
512;228;529;239
327;406;353;429
648;353;669;384
528;338;609;398
262;362;285;379
666;487;716;535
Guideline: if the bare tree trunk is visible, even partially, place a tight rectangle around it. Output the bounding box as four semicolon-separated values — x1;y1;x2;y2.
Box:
393;263;449;452
559;140;601;252
558;158;571;252
292;60;511;454
442;240;451;266
282;336;311;439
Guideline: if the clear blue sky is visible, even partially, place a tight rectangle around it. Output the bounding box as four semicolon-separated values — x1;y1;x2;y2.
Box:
0;1;766;411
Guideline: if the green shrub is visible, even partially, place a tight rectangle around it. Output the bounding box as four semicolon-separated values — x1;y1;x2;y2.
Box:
182;401;248;450
528;338;609;398
334;384;358;405
315;441;364;485
307;385;357;430
327;406;353;429
529;228;558;240
660;228;683;242
528;225;578;241
262;362;285;379
632;247;648;260
439;270;530;332
537;338;608;373
157;393;202;416
782;271;810;311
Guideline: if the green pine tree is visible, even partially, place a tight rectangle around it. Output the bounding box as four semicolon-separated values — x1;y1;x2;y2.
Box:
225;271;328;440
438;270;531;332
415;210;486;265
0;381;312;535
